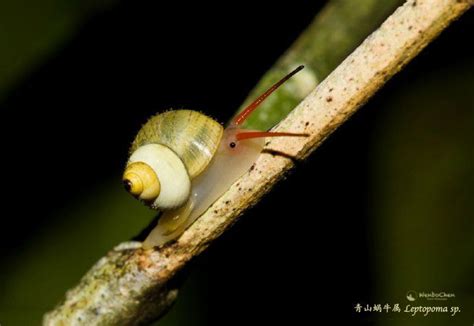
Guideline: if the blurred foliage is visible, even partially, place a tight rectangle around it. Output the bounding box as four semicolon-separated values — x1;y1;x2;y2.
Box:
371;60;474;326
0;0;116;100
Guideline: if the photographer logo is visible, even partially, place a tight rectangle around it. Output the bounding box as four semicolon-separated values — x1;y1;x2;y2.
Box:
406;290;455;301
406;290;417;301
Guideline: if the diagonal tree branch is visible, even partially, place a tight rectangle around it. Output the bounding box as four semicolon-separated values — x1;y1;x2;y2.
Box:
44;0;472;325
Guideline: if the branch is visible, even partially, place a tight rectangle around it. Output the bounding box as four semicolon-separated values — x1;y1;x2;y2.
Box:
44;0;472;325
239;0;405;130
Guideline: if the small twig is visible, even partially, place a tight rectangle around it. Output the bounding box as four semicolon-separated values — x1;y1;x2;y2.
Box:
44;0;472;325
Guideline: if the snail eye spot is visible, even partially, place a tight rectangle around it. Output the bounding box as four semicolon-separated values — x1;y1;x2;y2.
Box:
229;142;236;149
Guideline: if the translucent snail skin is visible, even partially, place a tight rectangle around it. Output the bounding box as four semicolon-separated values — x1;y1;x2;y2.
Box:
123;66;306;248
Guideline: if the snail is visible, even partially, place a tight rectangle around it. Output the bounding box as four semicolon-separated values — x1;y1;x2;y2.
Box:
124;65;306;248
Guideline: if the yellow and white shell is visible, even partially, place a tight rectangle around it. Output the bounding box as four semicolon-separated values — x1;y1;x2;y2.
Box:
123;110;223;210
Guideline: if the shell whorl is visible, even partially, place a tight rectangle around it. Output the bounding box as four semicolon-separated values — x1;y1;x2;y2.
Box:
131;110;224;179
126;143;191;209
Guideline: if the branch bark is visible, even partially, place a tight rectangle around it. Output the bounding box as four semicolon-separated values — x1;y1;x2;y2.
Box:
44;0;472;325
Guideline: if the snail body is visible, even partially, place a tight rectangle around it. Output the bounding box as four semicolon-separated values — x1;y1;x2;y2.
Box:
123;66;306;248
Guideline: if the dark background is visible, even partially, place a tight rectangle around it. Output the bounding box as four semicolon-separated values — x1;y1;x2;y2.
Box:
0;1;473;325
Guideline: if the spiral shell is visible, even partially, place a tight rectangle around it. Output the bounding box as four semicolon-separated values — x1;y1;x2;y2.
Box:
124;110;224;210
130;110;223;179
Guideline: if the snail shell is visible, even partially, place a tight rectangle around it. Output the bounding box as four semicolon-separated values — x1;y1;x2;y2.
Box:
124;110;223;210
